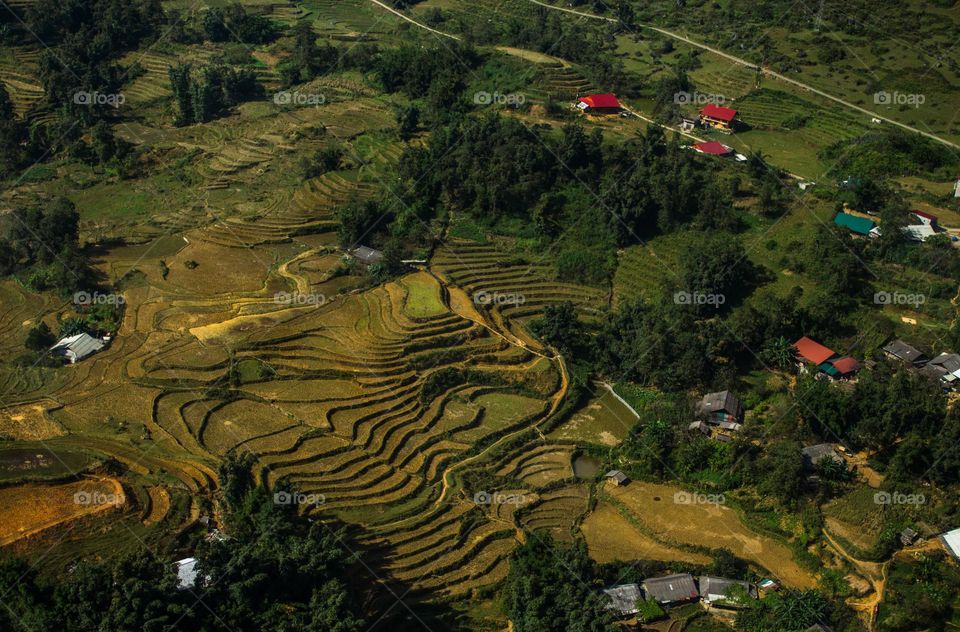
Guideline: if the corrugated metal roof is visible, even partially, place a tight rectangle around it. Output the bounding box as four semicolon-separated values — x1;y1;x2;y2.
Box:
834;212;876;235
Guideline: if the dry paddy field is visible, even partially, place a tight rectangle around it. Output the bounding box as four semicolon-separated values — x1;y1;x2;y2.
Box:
597;481;817;589
0;478;124;546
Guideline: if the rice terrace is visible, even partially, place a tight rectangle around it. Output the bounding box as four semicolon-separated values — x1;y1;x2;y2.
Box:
1;0;960;631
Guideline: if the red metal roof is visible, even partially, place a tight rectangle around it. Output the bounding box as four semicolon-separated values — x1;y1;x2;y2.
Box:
578;93;621;109
911;210;938;222
830;356;860;375
793;336;835;365
700;103;738;122
693;141;732;155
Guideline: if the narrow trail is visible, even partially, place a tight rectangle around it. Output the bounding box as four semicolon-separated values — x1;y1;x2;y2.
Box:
368;0;460;40
822;529;886;630
524;0;960;150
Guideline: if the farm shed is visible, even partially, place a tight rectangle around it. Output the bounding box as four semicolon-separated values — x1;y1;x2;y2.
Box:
698;104;739;132
688;420;711;435
696;391;743;425
924;352;960;387
882;340;925;365
577;93;621;114
605;470;630;486
833;212;877;237
698;576;758;607
50;333;105;364
603;583;643;617
641;573;699;605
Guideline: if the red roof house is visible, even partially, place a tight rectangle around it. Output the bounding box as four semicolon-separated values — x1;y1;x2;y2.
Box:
577;93;621;113
699;103;739;131
910;210;938;226
829;356;861;376
793;337;835;365
692;141;733;156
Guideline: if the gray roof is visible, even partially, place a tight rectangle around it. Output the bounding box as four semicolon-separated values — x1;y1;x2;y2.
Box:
688;421;710;434
603;583;643;616
605;470;629;484
697;391;743;420
50;333;104;361
882;340;924;364
698;576;757;605
929;352;960;374
174;557;199;590
642;573;698;604
350;245;384;265
802;444;842;466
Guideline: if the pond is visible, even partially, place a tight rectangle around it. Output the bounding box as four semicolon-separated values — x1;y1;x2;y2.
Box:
573;454;601;479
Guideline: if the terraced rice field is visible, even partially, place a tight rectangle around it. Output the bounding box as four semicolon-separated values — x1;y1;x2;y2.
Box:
600;480;818;589
0;478;124;546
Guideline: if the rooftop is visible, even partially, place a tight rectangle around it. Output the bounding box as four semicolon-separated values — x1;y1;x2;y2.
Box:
883;340;924;364
603;583;643;616
794;336;835;365
642;573;698;604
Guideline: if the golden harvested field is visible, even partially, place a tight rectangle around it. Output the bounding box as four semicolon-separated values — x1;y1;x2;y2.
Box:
580;502;710;565
603;481;817;589
0;400;64;440
0;478;125;545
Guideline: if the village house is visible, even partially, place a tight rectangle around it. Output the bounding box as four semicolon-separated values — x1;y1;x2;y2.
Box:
603;583;643;618
698;576;758;609
50;332;105;364
174;557;199;590
882;340;926;366
696;391;743;426
349;245;384;266
698;103;739;132
692;140;733;156
576;93;622;115
900;527;919;546
922;352;960;388
793;337;860;380
940;527;960;560
802;443;844;470
641;573;699;605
